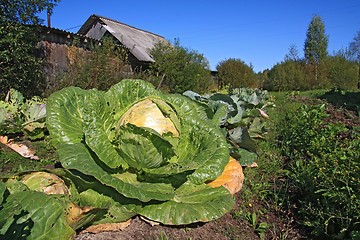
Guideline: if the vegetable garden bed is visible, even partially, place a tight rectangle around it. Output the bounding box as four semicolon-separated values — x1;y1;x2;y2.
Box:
1;82;359;239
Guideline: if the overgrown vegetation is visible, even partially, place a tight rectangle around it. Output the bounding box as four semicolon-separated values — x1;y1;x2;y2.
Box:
0;0;60;98
47;37;129;96
276;96;360;238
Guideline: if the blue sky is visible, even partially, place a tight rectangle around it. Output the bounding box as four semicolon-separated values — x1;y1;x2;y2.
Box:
39;0;360;73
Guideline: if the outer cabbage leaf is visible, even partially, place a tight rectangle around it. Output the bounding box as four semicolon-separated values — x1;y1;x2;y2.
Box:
0;180;5;203
0;191;75;240
57;143;175;202
139;183;234;225
79;189;137;224
46;86;87;146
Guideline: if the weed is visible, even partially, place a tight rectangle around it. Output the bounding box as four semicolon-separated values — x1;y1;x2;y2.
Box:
153;228;170;240
276;99;360;238
245;212;272;239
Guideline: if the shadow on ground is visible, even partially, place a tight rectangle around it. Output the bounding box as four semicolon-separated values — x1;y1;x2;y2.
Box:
319;89;360;115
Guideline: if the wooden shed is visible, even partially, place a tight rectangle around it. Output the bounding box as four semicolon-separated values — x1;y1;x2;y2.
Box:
77;14;169;71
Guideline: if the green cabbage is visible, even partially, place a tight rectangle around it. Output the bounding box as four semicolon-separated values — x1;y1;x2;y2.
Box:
46;79;234;225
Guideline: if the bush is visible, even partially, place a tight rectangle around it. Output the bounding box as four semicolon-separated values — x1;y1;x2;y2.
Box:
149;39;213;94
265;56;359;91
0;23;45;98
327;54;359;90
266;60;305;91
216;58;257;89
48;37;129;95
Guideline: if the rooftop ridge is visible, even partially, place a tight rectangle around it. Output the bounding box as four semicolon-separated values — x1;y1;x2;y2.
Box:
92;14;166;40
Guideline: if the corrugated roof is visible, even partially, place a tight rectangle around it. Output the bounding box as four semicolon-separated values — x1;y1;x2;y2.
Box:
38;24;99;43
78;14;168;62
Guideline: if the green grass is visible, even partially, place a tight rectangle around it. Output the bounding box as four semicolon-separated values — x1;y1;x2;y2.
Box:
234;89;360;239
0;137;58;177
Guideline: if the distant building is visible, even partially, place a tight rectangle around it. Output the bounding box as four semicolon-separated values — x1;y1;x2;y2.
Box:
77;14;169;71
37;14;170;90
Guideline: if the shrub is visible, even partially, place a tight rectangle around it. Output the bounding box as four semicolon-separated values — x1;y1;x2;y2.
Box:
149;39;213;94
327;54;359;90
48;37;129;95
216;58;257;89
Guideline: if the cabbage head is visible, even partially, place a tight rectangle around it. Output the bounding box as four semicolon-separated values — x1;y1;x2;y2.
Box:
46;79;235;225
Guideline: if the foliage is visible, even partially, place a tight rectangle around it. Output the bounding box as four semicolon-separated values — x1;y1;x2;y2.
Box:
49;37;129;95
0;170;104;239
183;86;275;166
0;0;60;99
45;79;246;227
284;44;300;62
0;89;47;139
349;30;360;64
326;52;359;90
216;58;257;89
264;55;358;91
304;14;329;85
245;212;272;239
277;102;360;238
0;0;60;24
149;39;213;94
266;60;307;91
304;14;329;65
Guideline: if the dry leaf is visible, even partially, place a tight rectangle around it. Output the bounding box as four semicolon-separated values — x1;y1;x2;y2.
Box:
207;157;245;195
258;109;270;119
0;136;39;160
247;162;259;168
82;219;132;234
140;216;160;226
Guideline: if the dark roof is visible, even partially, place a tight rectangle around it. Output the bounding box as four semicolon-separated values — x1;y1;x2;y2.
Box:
78;14;168;62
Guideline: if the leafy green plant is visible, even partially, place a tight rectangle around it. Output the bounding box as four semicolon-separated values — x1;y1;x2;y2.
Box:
183;86;275;167
0;89;46;139
0;170;104;239
0;0;60;99
245;212;272;239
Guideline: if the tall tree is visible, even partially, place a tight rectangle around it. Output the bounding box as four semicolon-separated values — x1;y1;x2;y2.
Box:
304;14;329;83
0;0;60;98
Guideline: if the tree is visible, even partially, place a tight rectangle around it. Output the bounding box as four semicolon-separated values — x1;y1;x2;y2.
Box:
149;39;212;93
216;58;257;89
304;14;329;83
348;31;360;87
327;52;358;90
349;31;360;64
285;44;300;61
0;0;60;98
